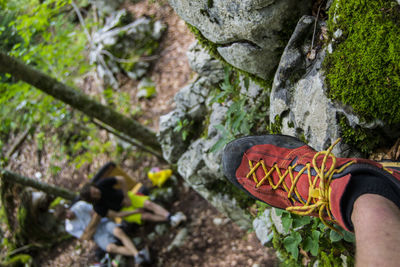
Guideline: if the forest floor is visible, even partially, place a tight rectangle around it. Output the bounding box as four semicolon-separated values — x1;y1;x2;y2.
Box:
3;1;278;266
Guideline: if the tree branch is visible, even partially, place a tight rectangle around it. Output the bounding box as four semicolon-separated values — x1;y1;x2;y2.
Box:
0;52;161;151
5;126;34;160
91;118;165;162
0;169;76;200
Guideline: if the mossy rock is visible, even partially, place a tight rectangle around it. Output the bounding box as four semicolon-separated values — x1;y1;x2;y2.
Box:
325;0;400;125
186;23;271;89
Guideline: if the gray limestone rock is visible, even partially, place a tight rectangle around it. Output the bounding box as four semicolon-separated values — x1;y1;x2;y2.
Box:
177;138;252;229
209;192;252;229
187;42;225;83
217;43;270;80
201;135;224;178
167;228;189;251
187;104;207;121
169;0;311;79
152;20;167;40
175;84;205;111
239;77;264;105
269;16;366;156
174;76;216;113
155;224;169;236
270;208;285;235
158;35;253;229
253;209;273;245
177;139;206;184
207;103;228;138
158;109;189;163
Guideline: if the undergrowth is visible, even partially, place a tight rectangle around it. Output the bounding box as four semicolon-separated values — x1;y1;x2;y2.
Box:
257;202;355;266
205;66;356;266
209;67;269;153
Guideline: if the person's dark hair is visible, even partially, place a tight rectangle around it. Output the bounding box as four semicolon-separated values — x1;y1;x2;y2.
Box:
80;183;96;203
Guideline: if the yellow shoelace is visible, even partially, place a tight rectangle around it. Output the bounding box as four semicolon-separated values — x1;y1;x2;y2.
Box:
246;138;355;231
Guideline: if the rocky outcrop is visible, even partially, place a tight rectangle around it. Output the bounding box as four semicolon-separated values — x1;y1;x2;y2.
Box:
168;0;311;80
158;42;252;228
162;2;400;264
158;42;225;163
269;16;379;157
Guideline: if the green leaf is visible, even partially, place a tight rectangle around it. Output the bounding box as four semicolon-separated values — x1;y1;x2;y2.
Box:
137;77;156;99
343;230;355;243
49;197;64;209
303;230;320;256
282;213;293;233
283;232;302;260
209;137;230;153
50;164;62;175
173;124;182;132
329;229;343;242
292;215;311;228
213;124;229;137
220;82;232;92
311;230;320;240
244;76;250;90
274;208;284;216
182;130;188;141
232;112;245;132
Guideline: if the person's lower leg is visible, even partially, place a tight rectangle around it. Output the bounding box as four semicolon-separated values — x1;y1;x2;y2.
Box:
141;212;168;222
112;228;138;257
143;200;169;218
352;194;400;267
106;244;134;257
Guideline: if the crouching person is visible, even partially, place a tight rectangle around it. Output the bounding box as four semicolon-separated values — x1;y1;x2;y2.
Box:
65;201;150;264
79;176;186;227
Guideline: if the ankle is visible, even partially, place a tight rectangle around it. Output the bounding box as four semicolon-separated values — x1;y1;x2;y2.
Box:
341;174;400;231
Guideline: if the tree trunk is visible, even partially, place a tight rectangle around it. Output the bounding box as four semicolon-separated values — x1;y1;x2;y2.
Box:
0;169;76;200
0;52;161;152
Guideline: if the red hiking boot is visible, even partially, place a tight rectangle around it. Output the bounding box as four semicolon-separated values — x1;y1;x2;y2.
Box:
222;135;400;231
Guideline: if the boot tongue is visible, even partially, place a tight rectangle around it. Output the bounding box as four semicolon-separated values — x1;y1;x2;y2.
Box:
329;174;352;231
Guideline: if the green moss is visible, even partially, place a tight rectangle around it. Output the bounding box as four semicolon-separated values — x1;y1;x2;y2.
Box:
267;115;282;134
338;115;387;154
299;133;307;144
201;112;211;139
186;23;271;88
325;0;400;124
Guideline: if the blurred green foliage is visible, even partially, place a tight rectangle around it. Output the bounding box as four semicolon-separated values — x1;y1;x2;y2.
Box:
0;0;90;155
0;0;128;171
